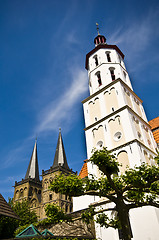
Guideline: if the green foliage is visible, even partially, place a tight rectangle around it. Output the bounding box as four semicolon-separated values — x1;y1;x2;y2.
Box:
90;148;119;175
50;148;159;240
49;174;85;196
14;223;30;237
81;206;95;224
12;200;37;226
37;204;72;227
96;213;120;229
0;215;19;239
0;199;38;239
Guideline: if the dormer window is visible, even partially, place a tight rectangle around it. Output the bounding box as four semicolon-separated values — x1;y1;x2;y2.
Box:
106;52;111;62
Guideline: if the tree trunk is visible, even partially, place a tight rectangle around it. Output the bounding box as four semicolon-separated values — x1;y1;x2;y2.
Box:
117;205;132;240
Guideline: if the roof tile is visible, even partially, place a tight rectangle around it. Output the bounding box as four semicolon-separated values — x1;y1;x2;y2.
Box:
79;161;88;179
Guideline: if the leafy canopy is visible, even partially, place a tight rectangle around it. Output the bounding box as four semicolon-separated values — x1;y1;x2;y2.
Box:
49;148;159;240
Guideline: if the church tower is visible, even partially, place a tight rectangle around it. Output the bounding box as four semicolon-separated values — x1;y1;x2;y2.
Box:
74;27;159;240
82;29;157;177
41;129;74;219
13;140;42;217
13;130;74;220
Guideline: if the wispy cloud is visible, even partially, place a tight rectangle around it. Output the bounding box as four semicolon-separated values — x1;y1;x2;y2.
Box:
36;67;87;134
109;9;159;53
108;9;159;74
0;137;34;169
66;31;80;45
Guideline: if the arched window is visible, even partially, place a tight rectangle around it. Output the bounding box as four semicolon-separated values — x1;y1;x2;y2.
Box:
144;150;149;163
19;188;23;198
15;190;19;200
94;55;99;66
29;187;33;196
123;71;127;81
106;51;111;62
117;151;129;173
96;72;102;86
109;67;115;81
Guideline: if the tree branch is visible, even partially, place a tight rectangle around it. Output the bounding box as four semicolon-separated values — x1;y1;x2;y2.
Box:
83;190;117;203
128;201;159;210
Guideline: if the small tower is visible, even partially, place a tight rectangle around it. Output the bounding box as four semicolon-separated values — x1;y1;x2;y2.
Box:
13;140;42;217
41;129;74;219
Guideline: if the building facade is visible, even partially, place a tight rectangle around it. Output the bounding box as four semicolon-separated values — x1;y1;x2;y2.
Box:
13;130;74;220
74;32;159;240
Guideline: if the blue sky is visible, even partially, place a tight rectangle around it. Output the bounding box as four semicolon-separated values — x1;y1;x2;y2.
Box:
0;0;159;201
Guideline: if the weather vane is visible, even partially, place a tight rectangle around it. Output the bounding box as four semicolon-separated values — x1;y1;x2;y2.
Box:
96;23;100;35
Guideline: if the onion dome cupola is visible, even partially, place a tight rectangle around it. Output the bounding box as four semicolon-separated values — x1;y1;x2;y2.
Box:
52;128;70;171
25;140;40;182
94;23;106;46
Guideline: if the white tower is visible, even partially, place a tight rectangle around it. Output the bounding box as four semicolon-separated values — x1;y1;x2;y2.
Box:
74;29;159;240
83;32;157;177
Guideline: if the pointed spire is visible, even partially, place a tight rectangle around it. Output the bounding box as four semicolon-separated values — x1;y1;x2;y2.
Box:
52;129;70;170
25;140;40;181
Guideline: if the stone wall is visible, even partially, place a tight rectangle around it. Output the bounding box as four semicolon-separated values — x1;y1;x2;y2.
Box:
38;210;95;238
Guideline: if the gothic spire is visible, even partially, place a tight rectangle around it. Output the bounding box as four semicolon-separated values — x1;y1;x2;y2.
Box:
25;140;40;181
52;129;70;170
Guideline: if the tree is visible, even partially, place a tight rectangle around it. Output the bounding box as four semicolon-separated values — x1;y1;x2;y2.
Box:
9;198;37;226
49;148;159;240
0;199;37;239
37;203;72;227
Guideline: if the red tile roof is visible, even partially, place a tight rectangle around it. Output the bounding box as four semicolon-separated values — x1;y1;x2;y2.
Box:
79;160;88;178
149;116;159;144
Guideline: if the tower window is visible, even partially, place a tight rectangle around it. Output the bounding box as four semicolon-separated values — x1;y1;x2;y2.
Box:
123;71;127;81
110;69;115;81
106;52;111;62
97;72;102;86
94;56;99;66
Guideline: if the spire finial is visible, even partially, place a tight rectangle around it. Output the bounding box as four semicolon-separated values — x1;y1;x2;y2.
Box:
96;23;100;35
59;127;61;132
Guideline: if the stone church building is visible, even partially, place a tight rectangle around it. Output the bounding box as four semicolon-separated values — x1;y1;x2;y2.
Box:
13;129;74;219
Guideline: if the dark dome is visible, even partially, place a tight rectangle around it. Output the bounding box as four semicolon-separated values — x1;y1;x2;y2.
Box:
94;34;106;46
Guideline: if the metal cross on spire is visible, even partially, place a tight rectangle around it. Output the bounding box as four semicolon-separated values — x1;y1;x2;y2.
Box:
96;23;100;35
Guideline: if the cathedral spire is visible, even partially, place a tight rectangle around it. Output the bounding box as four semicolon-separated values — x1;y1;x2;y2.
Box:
25;140;40;181
52;129;70;170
